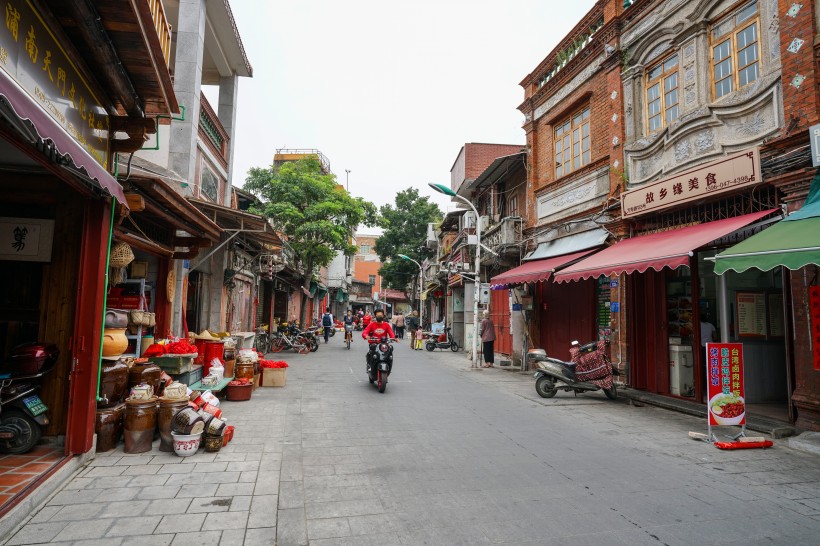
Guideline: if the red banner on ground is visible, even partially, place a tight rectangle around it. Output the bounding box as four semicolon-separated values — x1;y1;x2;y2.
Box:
706;343;746;426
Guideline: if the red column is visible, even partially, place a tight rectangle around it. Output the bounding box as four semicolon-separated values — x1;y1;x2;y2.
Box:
65;199;111;454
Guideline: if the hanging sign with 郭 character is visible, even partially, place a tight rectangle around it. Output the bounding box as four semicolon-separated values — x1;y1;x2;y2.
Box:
0;217;54;262
706;343;746;428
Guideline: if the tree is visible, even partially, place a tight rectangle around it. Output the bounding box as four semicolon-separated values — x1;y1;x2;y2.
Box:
244;158;376;325
373;188;442;307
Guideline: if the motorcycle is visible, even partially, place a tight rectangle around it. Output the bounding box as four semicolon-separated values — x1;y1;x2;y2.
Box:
366;337;394;393
0;343;59;454
530;339;619;400
424;327;459;352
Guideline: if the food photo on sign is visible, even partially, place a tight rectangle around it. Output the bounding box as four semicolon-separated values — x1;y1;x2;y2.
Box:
706;342;746;427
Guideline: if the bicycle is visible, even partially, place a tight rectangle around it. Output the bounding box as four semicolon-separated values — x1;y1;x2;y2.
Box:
254;325;270;354
269;328;311;354
344;324;353;350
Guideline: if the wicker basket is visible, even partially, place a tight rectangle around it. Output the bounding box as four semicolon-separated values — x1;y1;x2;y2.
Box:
110;242;135;268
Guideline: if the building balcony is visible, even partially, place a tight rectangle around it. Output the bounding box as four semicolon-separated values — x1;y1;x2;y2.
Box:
198;94;230;168
481;216;522;264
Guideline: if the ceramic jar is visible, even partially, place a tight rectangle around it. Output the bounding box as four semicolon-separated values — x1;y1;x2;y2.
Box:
102;328;129;357
104;308;128;328
234;362;254;382
172;432;201;457
128;361;162;395
124;397;158;453
98;357;129;408
173;406;205;435
95;403;125;452
203;434;222;452
223;347;236;378
158;397;190;452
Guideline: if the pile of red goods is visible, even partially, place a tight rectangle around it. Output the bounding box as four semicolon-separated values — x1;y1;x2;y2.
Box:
228;378;252;386
142;344;167;357
260;360;288;369
166;340;198;354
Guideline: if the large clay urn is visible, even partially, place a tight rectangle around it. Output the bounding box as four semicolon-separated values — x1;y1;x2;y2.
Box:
102;328;128;357
98;357;129;407
128;360;162;396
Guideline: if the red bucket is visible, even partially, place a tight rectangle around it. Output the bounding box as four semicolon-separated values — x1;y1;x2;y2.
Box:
194;338;209;365
203;341;224;376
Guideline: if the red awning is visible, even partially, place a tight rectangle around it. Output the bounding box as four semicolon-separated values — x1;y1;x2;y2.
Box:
554;209;778;283
0;74;127;206
490;249;597;289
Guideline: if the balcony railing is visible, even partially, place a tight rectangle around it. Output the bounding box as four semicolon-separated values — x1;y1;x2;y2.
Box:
481;217;522;263
199;94;230;168
147;0;172;66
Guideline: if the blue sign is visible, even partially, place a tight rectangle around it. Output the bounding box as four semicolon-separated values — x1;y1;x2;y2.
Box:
610;302;620;313
610;279;619;288
512;303;523;311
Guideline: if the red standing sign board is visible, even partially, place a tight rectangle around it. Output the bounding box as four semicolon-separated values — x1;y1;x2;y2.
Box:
706;343;746;427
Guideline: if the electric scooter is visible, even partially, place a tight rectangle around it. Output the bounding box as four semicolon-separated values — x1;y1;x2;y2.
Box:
0;343;59;454
366;337;394;393
530;339;619;400
424;327;459;352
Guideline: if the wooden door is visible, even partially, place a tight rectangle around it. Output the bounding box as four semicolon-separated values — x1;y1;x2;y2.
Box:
628;269;669;393
489;289;512;355
540;278;596;360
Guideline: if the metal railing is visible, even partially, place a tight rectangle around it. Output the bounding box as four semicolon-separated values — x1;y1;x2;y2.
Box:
274;149;331;174
199;94;230;166
147;0;172;66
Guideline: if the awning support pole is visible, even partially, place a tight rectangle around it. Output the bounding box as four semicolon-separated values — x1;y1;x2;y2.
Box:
189;231;242;271
718;273;730;343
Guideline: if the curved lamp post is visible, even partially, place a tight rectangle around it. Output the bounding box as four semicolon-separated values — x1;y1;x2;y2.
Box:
398;254;422;333
428;183;481;368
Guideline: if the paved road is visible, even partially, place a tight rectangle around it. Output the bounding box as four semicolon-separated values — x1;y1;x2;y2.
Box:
4;337;820;545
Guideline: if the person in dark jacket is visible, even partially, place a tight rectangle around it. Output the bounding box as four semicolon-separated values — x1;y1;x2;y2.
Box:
479;310;496;367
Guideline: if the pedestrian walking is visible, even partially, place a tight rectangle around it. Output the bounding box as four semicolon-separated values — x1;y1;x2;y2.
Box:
480;310;495;367
414;326;424;350
406;310;419;344
321;311;334;343
395;312;405;339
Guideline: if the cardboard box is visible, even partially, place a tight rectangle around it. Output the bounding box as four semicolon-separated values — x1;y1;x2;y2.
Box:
261;368;287;387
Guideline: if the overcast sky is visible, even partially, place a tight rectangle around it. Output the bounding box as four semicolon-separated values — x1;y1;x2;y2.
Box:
211;0;594;215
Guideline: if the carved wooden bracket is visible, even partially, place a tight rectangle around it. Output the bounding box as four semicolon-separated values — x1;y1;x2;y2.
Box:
109;116;157;153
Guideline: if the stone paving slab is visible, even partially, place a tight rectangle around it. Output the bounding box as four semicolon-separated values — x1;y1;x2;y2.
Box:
3;341;820;545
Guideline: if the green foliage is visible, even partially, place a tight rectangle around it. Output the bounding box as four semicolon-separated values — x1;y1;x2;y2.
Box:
243;157;376;272
373;188;442;289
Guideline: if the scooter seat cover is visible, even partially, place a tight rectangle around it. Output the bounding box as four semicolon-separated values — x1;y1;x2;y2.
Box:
569;340;613;389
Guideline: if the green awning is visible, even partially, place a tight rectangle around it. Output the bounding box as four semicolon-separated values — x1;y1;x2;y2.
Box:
712;217;820;274
336;290;346;303
713;170;820;274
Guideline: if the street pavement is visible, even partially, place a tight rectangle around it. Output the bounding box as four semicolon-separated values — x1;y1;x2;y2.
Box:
3;335;820;545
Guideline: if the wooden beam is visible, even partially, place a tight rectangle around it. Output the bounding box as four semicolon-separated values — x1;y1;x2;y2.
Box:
124;192;145;211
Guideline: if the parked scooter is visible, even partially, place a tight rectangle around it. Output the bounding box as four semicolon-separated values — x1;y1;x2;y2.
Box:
424;327;459;352
530;339;619;400
0;343;59;454
366;337;394;393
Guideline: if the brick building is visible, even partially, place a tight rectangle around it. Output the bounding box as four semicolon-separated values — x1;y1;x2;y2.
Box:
511;0;625;360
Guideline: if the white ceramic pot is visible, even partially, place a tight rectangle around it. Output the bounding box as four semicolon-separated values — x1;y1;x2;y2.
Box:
171;431;202;457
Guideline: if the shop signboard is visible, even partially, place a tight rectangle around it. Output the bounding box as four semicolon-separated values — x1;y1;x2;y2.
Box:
0;0;109;168
621;148;761;218
0;216;54;262
810;286;820;371
706;343;746;427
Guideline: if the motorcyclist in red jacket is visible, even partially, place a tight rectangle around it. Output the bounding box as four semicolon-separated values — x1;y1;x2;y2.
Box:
361;309;396;341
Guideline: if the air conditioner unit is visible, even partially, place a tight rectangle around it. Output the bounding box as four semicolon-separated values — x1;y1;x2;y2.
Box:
461;212;476;231
479;215;490;231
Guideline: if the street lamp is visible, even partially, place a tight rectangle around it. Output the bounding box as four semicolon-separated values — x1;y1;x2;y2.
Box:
398;254;423;333
345;169;351;191
428;183;482;368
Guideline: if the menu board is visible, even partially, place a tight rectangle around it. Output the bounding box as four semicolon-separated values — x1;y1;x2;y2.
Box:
737;292;766;338
706;343;746;427
597;277;611;340
767;293;784;338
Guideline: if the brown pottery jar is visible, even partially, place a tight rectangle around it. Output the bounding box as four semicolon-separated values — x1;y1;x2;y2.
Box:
98;357;129;407
234;362;254;381
95;403;125;452
128;361;162;396
157;397;190;452
124;397;158;453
